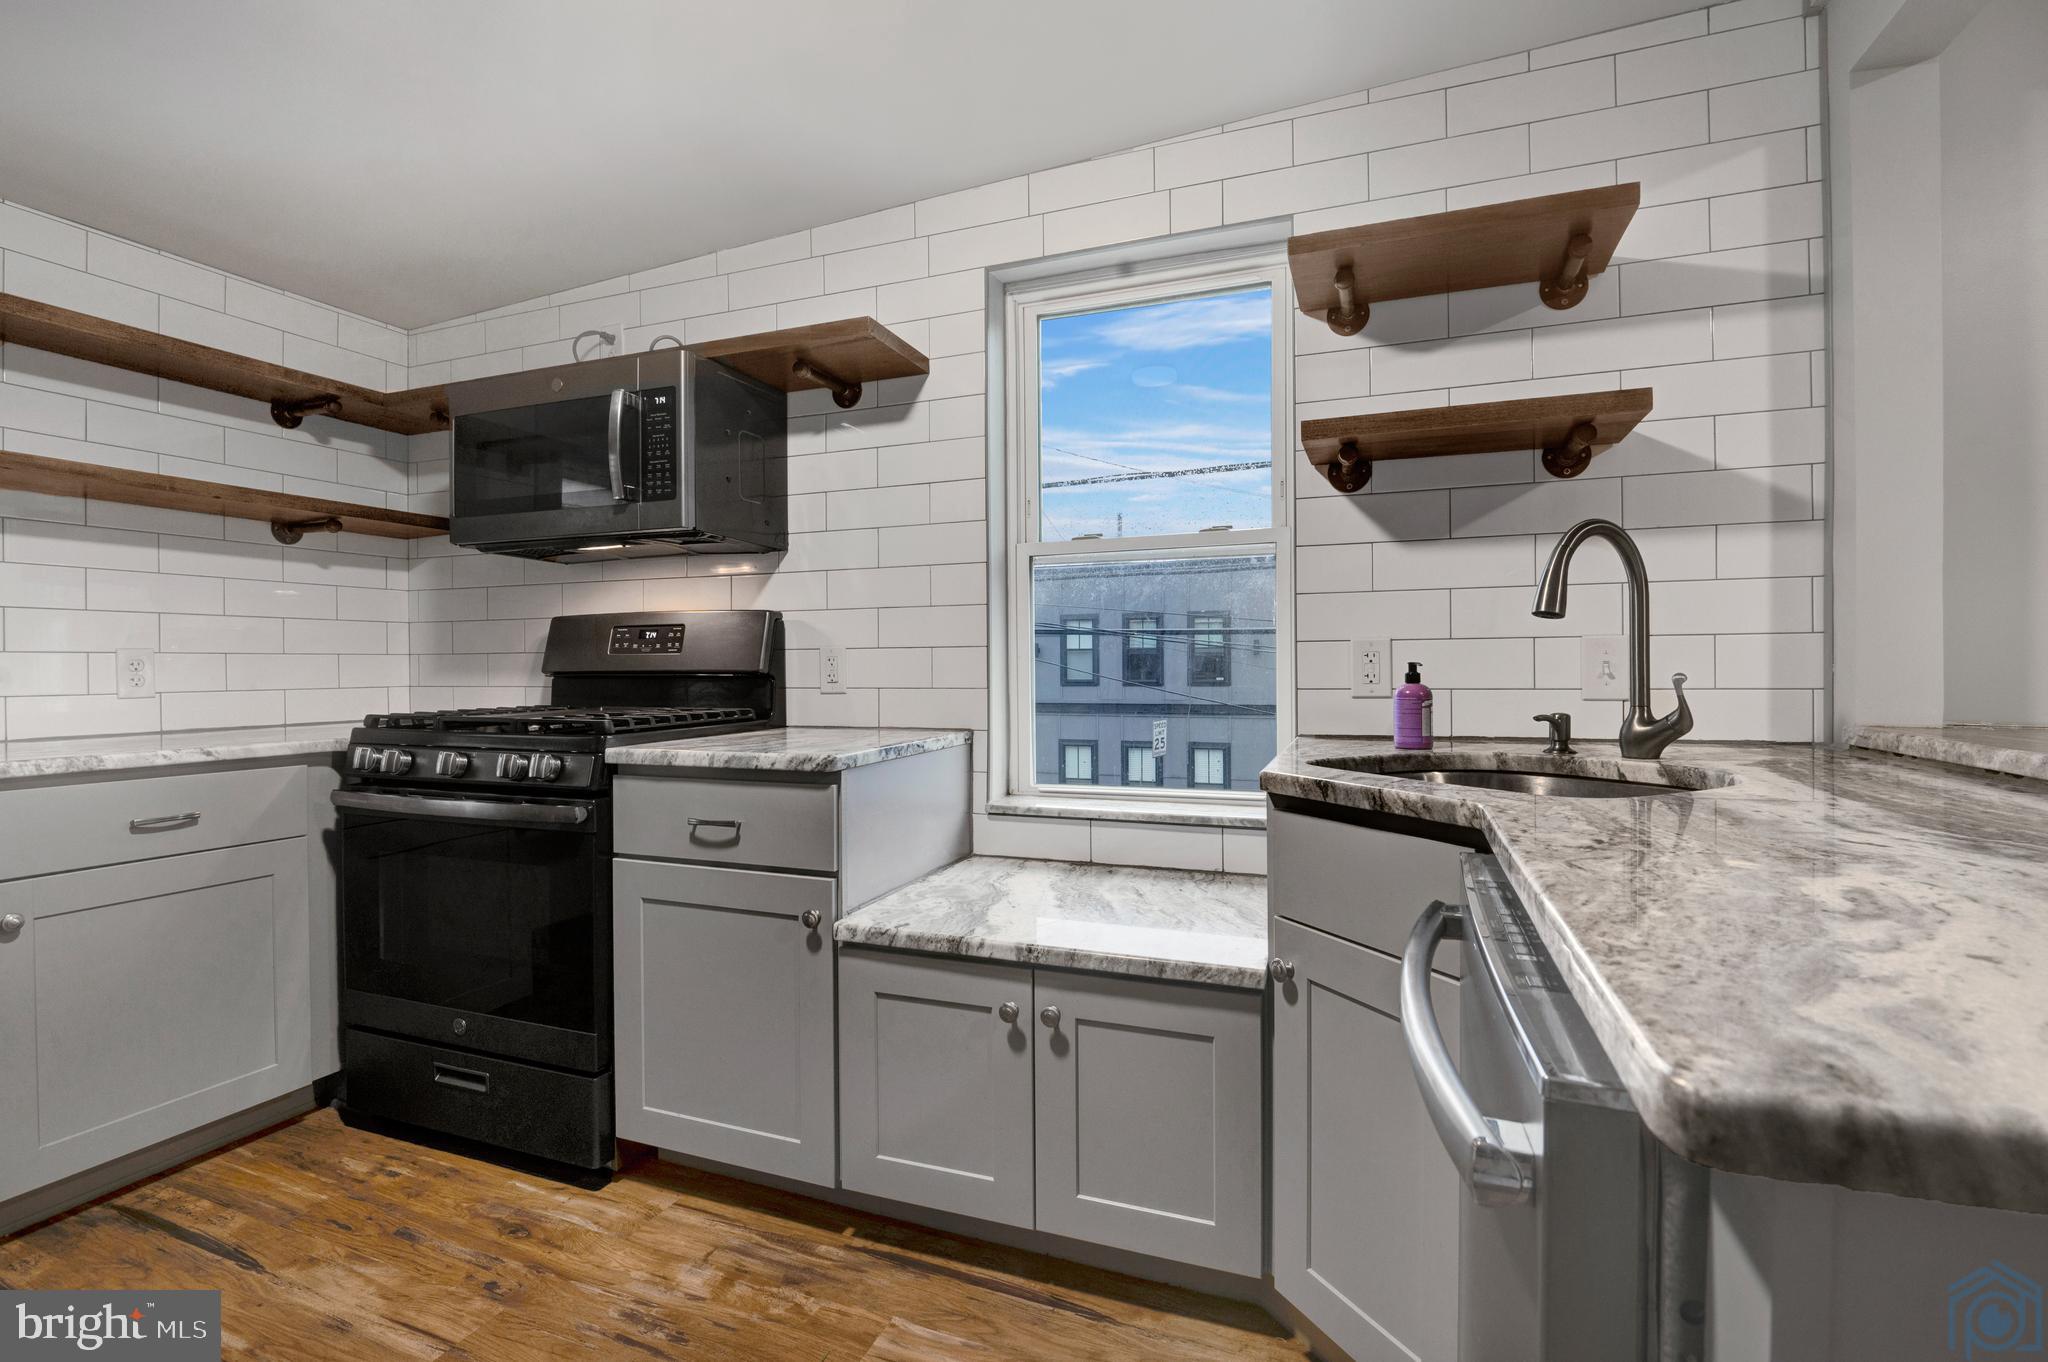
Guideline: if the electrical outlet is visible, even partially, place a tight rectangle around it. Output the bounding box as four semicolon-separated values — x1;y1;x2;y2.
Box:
570;318;626;361
1350;637;1391;698
1582;635;1626;700
117;648;155;699
819;645;845;695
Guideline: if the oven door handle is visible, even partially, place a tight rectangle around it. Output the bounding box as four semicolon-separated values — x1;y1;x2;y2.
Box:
331;789;592;828
1401;900;1536;1207
607;387;641;502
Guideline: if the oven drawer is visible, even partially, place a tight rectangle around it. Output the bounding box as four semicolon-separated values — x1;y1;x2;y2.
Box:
0;764;308;883
340;1028;613;1170
614;773;837;873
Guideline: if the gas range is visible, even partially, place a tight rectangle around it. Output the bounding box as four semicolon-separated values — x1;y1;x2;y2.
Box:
330;609;784;1176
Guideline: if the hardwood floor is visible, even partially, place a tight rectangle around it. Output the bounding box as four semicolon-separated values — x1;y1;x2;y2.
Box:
0;1109;1307;1360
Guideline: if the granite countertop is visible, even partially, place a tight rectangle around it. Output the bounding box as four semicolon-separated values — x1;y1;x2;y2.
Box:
1261;737;2048;1213
608;726;970;772
1851;723;2048;782
835;855;1269;989
0;724;354;781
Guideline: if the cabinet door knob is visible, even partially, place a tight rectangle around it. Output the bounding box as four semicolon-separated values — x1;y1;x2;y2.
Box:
999;1001;1019;1024
1269;957;1295;983
0;913;22;934
799;909;822;930
1039;1005;1061;1029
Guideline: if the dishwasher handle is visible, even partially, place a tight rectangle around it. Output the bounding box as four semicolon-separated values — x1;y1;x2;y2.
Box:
1401;900;1536;1207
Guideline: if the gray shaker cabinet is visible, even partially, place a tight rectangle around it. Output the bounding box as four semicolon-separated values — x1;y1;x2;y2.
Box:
836;949;1036;1227
614;857;838;1185
1034;970;1264;1276
1270;914;1462;1362
837;947;1264;1275
0;839;312;1203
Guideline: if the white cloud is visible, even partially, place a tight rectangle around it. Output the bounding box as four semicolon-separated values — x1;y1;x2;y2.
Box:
1090;292;1270;353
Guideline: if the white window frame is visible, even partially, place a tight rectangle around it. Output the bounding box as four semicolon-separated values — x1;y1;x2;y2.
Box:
989;240;1294;814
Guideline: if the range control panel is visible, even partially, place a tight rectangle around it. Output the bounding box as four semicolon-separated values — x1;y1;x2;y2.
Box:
609;622;687;655
641;386;678;502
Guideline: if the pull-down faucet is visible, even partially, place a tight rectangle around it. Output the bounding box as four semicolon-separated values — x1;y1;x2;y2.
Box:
1532;518;1693;759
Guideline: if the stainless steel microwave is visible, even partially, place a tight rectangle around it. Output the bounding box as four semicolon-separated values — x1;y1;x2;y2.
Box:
446;348;786;561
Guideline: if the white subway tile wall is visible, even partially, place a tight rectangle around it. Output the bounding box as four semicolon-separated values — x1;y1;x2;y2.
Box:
0;0;1826;870
397;0;1825;868
0;210;413;740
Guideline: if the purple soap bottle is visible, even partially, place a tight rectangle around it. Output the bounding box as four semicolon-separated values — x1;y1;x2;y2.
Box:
1394;661;1434;750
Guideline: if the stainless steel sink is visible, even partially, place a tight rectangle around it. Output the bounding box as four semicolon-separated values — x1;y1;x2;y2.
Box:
1401;768;1689;799
1305;752;1736;798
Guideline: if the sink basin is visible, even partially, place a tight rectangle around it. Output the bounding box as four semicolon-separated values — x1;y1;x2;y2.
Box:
1306;751;1736;799
1400;768;1690;798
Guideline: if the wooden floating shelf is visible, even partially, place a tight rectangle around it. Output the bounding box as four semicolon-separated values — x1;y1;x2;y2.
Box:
691;316;930;408
0;294;447;436
0;449;448;544
1301;388;1655;491
1288;183;1641;335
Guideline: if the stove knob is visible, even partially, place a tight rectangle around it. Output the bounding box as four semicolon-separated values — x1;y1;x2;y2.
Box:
434;751;471;778
349;747;377;772
377;748;414;776
529;754;565;782
496;753;531;781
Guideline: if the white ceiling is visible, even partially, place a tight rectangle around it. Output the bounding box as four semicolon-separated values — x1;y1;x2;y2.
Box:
0;0;1700;330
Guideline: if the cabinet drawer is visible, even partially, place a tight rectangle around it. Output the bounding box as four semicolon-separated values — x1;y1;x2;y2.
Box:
614;773;837;873
0;764;308;882
1268;804;1465;976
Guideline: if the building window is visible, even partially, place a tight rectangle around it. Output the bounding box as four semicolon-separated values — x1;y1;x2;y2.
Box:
1188;611;1231;687
1060;741;1097;785
1060;614;1098;686
1006;245;1291;805
1122;613;1163;688
1189;743;1230;788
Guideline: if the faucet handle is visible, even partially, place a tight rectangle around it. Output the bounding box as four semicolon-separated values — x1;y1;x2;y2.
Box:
1533;711;1574;755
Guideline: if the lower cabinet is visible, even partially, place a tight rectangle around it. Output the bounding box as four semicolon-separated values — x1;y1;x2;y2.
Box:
1270;915;1462;1362
0;840;312;1203
838;948;1264;1275
614;856;838;1186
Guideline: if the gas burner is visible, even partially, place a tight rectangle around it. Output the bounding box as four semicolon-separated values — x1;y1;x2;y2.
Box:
364;704;760;738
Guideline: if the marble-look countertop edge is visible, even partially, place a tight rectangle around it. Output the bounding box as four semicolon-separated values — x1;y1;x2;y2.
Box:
832;925;1268;990
984;794;1266;829
0;726;354;782
1851;725;2048;782
608;727;970;772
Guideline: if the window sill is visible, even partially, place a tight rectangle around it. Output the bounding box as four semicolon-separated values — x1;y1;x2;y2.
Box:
985;793;1266;830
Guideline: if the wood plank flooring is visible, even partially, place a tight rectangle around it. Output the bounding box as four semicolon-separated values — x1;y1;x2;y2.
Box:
0;1109;1307;1361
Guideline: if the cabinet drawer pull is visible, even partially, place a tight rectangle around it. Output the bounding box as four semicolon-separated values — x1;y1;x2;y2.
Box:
998;1001;1019;1024
0;913;22;934
129;811;201;832
432;1062;491;1095
799;909;822;930
687;817;742;832
1269;957;1295;983
1040;1005;1061;1029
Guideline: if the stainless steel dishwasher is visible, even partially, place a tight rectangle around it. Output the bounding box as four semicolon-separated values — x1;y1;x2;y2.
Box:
1400;852;1709;1362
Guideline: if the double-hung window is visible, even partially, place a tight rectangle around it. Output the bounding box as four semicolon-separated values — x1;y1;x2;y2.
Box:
1001;244;1291;807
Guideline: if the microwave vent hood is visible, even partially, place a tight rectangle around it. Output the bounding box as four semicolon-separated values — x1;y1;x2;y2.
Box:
445;348;786;562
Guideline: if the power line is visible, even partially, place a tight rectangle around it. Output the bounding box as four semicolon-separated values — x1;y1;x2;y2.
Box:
1041;459;1270;489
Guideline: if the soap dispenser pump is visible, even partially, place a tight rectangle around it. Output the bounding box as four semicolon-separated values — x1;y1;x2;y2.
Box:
1394;661;1433;750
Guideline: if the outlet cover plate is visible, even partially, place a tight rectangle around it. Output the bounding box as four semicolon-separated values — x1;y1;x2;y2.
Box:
819;645;845;695
117;648;155;699
1351;637;1391;698
1582;635;1626;700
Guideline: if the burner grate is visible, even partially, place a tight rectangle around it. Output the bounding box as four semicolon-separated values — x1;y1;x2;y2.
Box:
364;705;760;737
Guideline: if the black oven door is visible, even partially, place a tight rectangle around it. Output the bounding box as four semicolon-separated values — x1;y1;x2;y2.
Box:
336;789;610;1074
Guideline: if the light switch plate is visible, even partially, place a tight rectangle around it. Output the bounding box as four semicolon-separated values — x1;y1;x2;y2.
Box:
1581;635;1626;700
1350;638;1391;698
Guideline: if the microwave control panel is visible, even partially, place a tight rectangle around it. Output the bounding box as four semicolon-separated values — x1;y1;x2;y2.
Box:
641;386;678;501
608;622;687;655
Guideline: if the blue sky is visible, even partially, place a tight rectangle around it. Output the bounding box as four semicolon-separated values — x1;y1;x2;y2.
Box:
1037;286;1274;541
